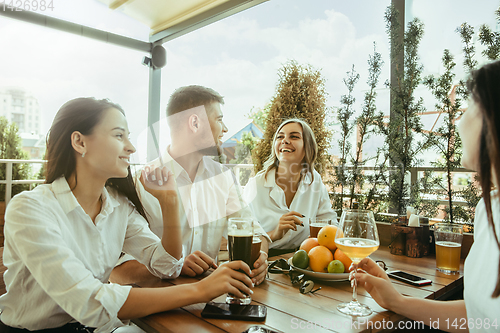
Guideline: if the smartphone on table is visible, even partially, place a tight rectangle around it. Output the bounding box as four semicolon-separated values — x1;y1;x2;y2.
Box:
387;270;432;286
201;302;267;321
241;326;280;333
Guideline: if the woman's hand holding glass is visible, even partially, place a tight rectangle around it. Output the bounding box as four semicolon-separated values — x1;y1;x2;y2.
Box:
334;209;380;316
251;250;268;286
353;257;404;311
195;261;254;303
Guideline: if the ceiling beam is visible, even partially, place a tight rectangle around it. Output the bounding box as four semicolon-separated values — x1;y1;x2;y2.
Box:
0;8;151;53
109;0;132;10
150;0;268;44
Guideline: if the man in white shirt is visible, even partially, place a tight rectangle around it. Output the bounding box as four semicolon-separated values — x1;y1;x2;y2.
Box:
111;85;270;286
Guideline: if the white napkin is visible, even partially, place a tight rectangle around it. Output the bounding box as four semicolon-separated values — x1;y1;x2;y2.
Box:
408;214;420;227
406;206;416;219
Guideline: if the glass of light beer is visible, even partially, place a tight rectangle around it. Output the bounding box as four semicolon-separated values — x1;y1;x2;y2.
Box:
309;218;332;238
334;209;379;316
434;223;463;274
226;217;253;305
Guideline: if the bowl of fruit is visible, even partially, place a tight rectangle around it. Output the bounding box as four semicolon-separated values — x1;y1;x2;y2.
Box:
289;225;352;281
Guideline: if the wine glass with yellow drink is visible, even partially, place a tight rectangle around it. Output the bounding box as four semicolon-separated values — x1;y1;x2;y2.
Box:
335;209;379;316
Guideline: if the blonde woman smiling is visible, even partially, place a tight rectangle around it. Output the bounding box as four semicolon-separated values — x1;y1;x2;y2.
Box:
244;119;336;256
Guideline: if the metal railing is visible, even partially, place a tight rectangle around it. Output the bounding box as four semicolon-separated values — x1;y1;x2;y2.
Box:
0;160;255;205
1;159;477;208
0;159;45;205
224;163;254;183
225;164;476;207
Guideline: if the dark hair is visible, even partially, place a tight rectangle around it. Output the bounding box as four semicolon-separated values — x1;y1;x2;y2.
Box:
166;85;224;117
467;60;500;298
45;97;148;222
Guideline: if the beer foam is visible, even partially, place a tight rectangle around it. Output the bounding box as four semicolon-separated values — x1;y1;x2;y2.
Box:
228;229;253;237
436;241;461;247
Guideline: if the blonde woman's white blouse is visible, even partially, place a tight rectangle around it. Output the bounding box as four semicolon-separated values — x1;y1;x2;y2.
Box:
243;169;337;250
0;177;182;332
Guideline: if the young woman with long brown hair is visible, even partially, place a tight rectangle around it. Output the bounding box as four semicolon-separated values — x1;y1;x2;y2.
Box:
0;98;254;332
352;61;500;332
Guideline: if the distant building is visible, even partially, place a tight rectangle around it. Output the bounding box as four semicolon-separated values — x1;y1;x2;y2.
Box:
20;133;46;160
0;88;42;135
221;121;264;161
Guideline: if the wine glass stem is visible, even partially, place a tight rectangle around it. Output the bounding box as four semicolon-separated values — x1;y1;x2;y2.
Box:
352;266;358;302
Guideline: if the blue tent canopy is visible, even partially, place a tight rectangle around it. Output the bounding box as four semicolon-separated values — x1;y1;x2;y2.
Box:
222;121;263;148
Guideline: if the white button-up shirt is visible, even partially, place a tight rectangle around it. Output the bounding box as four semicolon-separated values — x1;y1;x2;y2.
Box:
0;177;182;332
243;169;336;250
464;193;500;332
130;149;269;263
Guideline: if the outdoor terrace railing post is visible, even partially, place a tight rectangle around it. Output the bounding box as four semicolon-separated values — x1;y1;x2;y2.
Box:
0;159;47;206
410;167;418;194
235;165;241;183
5;161;12;205
147;65;162;162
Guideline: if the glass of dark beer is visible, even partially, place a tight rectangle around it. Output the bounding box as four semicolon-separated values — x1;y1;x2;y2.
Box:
250;234;262;266
226;217;253;305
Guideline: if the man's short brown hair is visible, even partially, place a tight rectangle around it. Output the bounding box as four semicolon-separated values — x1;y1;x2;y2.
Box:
166;85;224;117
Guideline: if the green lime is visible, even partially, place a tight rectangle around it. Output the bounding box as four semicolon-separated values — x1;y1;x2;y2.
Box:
292;249;309;269
327;260;344;273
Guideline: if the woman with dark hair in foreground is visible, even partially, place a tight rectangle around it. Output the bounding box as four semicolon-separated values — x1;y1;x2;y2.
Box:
0;98;253;332
353;61;500;332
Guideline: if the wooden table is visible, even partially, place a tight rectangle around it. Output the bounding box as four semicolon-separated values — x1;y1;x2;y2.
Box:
131;246;464;333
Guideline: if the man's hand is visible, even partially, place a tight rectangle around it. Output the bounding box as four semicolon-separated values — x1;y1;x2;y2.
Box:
251;251;268;286
181;251;218;277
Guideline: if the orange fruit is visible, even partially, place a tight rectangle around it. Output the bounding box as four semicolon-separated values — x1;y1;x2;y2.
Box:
333;248;353;273
308;245;334;273
299;238;319;254
317;225;339;251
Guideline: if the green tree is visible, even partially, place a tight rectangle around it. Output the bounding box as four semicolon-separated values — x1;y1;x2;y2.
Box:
455;16;492;227
409;171;441;220
478;6;500;61
246;104;270;132
456;22;477;104
331;65;358;209
384;5;427;215
351;44;385;209
423;50;463;223
253;61;331;175
229;131;259;185
330;44;385;210
37;160;46;180
364;149;389;213
456;23;478;74
455;175;481;232
0;117;31;200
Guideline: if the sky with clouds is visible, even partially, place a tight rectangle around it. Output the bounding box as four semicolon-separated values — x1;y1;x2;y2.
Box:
0;0;498;163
